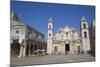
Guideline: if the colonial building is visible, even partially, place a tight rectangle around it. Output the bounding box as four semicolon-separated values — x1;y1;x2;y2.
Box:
47;16;93;55
10;12;46;57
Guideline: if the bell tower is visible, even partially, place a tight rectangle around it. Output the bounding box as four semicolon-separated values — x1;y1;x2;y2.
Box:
80;16;90;53
47;18;53;54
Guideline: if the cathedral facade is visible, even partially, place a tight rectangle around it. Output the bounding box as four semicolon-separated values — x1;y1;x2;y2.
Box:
47;17;91;55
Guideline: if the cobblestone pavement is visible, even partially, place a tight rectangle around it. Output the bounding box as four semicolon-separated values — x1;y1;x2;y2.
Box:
10;54;95;66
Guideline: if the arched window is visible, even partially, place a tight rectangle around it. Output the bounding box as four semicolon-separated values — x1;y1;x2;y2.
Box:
84;32;87;38
55;42;57;44
83;23;86;28
49;25;51;29
49;33;51;37
78;42;80;44
16;30;19;34
15;30;20;40
66;32;68;36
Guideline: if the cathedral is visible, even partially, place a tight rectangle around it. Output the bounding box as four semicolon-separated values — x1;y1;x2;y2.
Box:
47;16;92;55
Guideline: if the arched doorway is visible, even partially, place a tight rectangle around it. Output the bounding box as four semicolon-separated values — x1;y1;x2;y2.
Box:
65;44;70;54
30;44;33;55
54;46;57;52
34;45;37;55
11;40;20;56
77;46;80;54
26;44;29;56
34;45;37;51
54;46;57;54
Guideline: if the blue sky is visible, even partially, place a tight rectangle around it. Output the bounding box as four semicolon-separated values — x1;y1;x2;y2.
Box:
11;1;95;39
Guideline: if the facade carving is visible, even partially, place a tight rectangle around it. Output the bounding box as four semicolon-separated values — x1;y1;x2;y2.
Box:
47;16;92;55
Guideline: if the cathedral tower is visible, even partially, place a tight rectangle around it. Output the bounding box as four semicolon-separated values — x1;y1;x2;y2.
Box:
47;18;53;54
80;16;90;53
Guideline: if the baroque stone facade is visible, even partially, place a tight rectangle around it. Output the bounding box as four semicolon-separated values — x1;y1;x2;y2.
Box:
47;17;93;55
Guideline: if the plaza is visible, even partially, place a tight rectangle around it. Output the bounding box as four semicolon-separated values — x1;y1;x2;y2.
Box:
11;54;95;66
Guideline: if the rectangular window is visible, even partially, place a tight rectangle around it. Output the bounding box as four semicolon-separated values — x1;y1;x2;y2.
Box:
15;29;20;40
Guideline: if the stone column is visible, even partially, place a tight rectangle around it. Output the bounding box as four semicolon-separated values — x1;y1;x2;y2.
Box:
18;45;23;58
22;39;27;57
22;45;26;57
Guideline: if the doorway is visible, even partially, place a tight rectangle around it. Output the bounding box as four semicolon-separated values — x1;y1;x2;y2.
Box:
77;46;80;54
30;44;33;55
26;44;29;56
11;40;20;56
54;46;57;52
65;44;70;54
